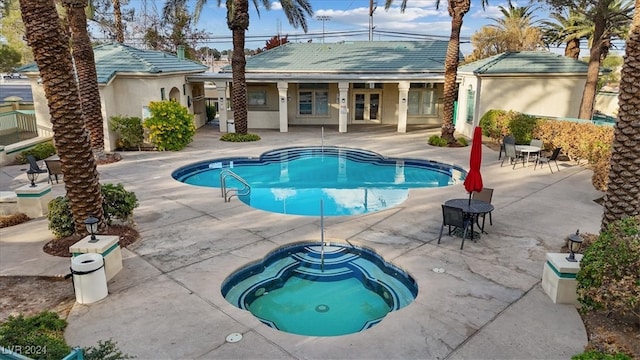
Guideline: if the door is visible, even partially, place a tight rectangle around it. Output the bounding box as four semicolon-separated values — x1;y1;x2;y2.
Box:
353;92;381;122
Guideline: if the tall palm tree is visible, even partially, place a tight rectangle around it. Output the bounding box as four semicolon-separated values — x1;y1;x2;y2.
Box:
112;0;124;42
488;3;544;52
19;0;106;235
385;0;509;143
164;0;312;135
63;0;109;161
601;0;640;229
541;9;592;59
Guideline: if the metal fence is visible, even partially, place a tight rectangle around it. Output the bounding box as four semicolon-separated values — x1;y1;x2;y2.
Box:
0;110;38;146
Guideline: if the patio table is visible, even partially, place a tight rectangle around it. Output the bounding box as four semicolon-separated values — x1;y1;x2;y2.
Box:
444;198;495;242
515;145;541;164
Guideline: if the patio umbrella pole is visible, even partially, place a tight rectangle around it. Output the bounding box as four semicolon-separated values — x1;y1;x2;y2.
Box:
320;199;325;272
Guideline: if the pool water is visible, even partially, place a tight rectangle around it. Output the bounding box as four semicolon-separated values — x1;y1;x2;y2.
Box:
221;242;418;336
173;146;465;216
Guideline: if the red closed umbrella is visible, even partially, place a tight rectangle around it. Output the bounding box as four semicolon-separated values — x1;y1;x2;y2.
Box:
464;126;484;204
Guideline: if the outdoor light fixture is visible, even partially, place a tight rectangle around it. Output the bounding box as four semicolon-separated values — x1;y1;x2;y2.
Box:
84;216;99;243
566;229;583;262
26;169;38;187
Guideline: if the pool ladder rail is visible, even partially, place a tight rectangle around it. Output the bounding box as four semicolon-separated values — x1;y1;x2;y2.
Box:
220;169;251;202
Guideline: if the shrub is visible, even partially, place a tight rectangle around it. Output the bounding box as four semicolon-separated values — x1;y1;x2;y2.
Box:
205;104;217;121
110;115;144;149
479;109;508;140
0;311;71;360
457;137;469;146
220;133;261;142
83;339;135;360
577;216;640;323
101;183;139;225
143;100;195;151
47;184;139;237
572;350;632;360
16;141;57;164
0;213;30;228
47;196;75;238
508;112;538;144
427;134;448;147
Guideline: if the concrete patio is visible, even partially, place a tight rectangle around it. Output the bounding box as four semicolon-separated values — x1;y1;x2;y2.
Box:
0;124;603;359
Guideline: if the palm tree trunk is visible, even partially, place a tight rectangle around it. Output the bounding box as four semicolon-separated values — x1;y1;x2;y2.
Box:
20;0;106;235
601;0;640;229
229;0;249;135
113;0;125;43
64;0;108;160
578;12;606;119
565;38;580;59
441;0;470;144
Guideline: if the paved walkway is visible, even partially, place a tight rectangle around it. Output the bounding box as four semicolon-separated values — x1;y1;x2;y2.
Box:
1;125;602;359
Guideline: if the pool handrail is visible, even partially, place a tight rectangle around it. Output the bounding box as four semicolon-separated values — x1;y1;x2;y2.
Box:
220;169;251;202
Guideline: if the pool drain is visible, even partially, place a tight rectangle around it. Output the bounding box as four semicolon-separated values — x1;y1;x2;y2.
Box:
315;304;330;313
226;333;242;343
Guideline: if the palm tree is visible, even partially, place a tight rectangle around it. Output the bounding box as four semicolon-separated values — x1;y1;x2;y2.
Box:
541;9;591;59
63;0;109;161
19;0;106;235
601;0;640;229
163;0;312;135
385;0;509;143
112;0;124;42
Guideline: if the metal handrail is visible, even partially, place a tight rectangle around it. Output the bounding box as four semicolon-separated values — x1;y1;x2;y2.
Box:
220;169;250;202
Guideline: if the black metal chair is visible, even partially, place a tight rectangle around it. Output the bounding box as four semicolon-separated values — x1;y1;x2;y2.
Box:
472;187;494;231
535;147;562;173
26;155;48;176
498;135;515;160
501;143;524;169
438;204;472;250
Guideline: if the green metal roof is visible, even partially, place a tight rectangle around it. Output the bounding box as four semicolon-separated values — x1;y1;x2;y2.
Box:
458;51;589;75
225;41;460;73
18;43;208;84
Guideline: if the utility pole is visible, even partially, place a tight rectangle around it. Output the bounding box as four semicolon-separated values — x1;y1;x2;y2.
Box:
316;15;331;43
369;0;377;41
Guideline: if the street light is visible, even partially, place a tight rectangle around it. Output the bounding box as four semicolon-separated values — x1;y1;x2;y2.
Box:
566;229;583;262
316;15;331;43
26;169;38;187
84;216;99;243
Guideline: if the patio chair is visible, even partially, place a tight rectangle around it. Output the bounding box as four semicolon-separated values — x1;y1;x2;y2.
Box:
26;155;48;175
501;143;524;169
472;187;494;230
44;159;63;184
535;147;562;173
529;139;543;161
498;135;515;160
438;204;472;250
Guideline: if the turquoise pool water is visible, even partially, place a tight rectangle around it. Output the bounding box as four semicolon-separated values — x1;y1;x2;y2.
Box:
221;242;418;336
172;146;466;216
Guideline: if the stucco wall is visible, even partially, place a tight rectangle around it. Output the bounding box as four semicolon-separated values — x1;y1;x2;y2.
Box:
594;92;619;116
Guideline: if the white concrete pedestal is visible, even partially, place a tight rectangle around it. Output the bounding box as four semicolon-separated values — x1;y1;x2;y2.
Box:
70;235;123;281
542;252;583;304
16;183;52;218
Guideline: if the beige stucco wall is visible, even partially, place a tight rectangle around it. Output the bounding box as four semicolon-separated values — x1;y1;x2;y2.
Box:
456;74;586;137
594;92;619;116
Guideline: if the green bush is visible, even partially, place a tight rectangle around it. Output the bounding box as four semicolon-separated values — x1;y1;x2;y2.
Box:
577;216;640;323
16;141;57;164
0;311;71;360
110;115;144;149
572;350;632;360
427;134;448;147
83;339;135;360
509;112;539;144
101;183;139;225
47;196;75;238
47;184;139;238
220;133;261;142
457;137;469;146
205;104;217;121
143;100;196;151
479;109;508;139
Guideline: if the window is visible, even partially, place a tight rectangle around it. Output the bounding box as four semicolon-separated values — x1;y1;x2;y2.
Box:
466;88;475;124
353;82;383;89
407;89;436;116
298;84;329;116
248;90;267;106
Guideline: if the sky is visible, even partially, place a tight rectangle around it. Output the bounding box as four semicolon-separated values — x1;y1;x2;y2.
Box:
130;0;567;56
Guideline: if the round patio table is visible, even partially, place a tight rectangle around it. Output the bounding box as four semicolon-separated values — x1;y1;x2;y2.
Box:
444;198;495;241
515;145;541;164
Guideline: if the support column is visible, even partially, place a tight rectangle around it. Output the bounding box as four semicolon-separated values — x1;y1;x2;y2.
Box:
338;82;349;133
277;81;289;132
214;81;228;132
397;81;409;133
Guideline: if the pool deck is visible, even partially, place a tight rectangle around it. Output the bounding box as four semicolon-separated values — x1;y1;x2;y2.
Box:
0;124;602;359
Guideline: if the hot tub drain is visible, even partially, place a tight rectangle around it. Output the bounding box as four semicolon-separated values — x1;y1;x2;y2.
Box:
315;304;329;312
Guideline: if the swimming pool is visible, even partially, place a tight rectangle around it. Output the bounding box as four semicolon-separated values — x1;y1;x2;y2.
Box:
221;242;418;336
172;146;466;216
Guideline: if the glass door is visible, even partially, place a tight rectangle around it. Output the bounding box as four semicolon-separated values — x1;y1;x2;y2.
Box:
353;92;381;122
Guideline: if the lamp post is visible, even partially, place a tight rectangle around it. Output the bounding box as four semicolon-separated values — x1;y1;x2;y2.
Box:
84;216;99;243
316;15;331;43
566;229;583;262
26;169;38;187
